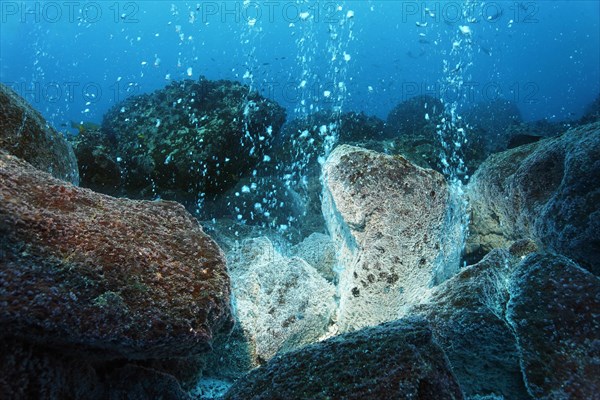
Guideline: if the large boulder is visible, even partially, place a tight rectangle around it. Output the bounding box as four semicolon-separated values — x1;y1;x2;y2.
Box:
223;318;464;400
0;151;232;397
410;248;533;399
0;338;192;400
202;237;335;384
507;254;600;399
74;78;286;207
466;122;600;274
0;83;79;184
322;145;457;332
220;237;335;368
291;232;337;282
384;94;444;138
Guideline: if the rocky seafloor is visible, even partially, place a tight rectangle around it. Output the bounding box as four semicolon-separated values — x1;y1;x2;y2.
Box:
1;79;599;399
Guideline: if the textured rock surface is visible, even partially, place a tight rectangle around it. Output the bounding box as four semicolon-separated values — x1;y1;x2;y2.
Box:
223;318;464;400
467;122;600;273
228;237;336;362
0;150;231;358
291;232;337;282
0;338;193;400
410;249;531;399
69;125;121;195
507;254;600;399
322;145;453;331
75;78;285;206
0;83;79;184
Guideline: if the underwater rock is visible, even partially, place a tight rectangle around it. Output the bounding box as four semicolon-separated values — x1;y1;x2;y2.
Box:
0;82;79;185
225;237;336;365
0;151;231;396
69;124;121;195
384;94;444;138
463;99;523;153
203;174;325;243
223;317;464;400
80;78;286;206
322;145;453;332
0;337;193;400
466;122;600;273
268;111;388;238
291;232;337;282
506;253;600;399
580;94;600;125
383;95;486;176
409;249;532;399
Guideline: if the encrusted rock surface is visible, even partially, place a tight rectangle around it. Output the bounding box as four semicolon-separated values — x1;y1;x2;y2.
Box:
467;122;600;273
322;145;453;332
223;318;464;400
75;78;286;206
507;254;600;399
410;249;531;399
0;151;231;358
0;151;232;398
0;83;79;185
229;237;335;362
291;232;337;282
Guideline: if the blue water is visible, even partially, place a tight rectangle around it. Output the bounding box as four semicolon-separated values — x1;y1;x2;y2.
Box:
1;1;598;129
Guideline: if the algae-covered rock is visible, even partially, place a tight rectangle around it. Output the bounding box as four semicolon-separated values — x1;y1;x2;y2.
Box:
507;254;600;399
69;124;121;195
0;150;231;359
0;83;79;184
384;94;444;138
383;95;486;176
322;145;454;332
410;249;532;399
223;318;464;400
467;122;600;273
75;78;286;207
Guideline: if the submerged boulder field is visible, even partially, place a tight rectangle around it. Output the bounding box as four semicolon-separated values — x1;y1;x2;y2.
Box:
0;151;232;398
2;83;599;399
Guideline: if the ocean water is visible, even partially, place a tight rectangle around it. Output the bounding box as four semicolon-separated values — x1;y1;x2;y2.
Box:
1;1;598;126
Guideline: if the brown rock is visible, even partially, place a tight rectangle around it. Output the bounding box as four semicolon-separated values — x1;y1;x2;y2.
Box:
0;150;231;359
223;318;463;400
0;83;79;184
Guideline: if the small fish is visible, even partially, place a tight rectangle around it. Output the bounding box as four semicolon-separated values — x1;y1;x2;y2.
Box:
479;45;492;56
487;8;503;21
70;121;100;134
